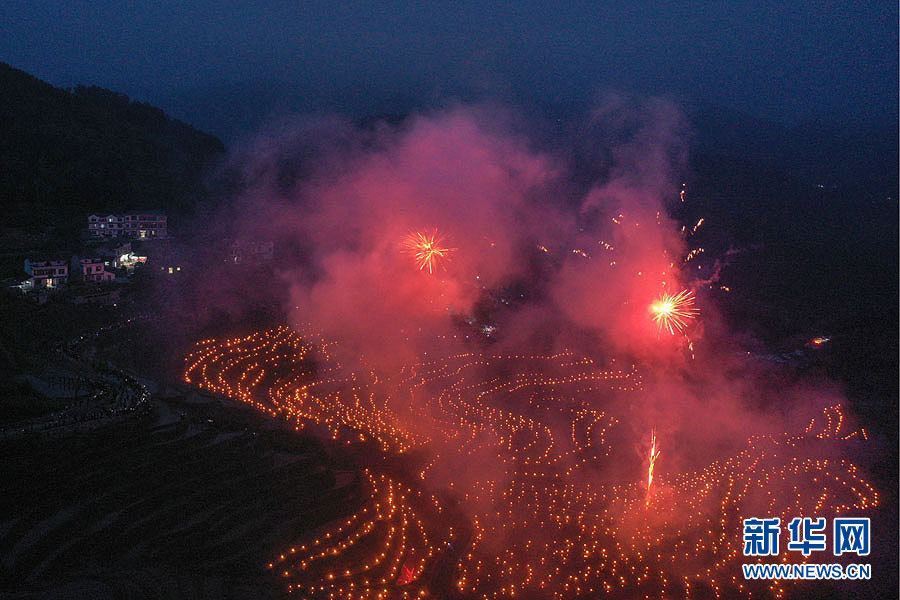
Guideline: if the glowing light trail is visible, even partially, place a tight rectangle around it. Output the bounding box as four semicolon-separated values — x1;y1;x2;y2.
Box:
646;429;661;506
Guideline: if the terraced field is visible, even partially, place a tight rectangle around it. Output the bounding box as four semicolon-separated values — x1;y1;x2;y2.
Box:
0;397;362;599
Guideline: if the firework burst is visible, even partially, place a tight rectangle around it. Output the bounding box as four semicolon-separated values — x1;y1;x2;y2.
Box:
650;289;698;336
403;229;454;274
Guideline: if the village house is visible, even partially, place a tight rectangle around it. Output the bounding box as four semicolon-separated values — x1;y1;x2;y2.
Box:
23;259;69;290
79;258;116;282
88;212;168;239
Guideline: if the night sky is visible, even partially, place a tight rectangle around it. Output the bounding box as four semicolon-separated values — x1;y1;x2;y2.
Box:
3;1;897;137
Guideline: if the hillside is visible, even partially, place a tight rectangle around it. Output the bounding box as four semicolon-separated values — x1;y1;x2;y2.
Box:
0;63;225;243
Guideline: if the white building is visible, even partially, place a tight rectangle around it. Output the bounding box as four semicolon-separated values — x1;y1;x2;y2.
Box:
80;258;116;282
124;211;168;239
88;212;167;239
23;259;69;290
88;214;125;237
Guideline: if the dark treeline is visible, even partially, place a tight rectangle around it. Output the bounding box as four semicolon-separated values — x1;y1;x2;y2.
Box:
0;62;225;241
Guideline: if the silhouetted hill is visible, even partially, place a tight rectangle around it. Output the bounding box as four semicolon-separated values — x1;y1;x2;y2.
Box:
0;63;225;240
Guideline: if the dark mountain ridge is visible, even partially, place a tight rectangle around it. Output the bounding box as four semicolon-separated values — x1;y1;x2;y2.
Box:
0;62;225;242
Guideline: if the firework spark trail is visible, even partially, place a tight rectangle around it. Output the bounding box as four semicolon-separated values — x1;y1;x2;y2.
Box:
683;247;704;263
403;229;453;274
646;429;661;506
651;289;698;336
